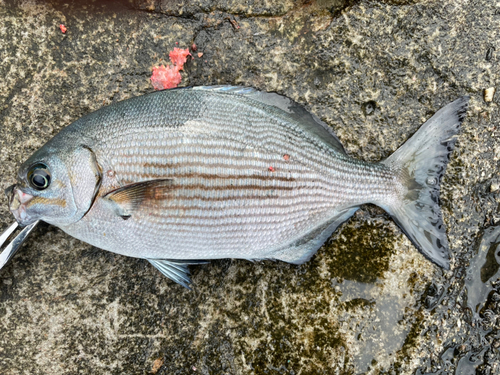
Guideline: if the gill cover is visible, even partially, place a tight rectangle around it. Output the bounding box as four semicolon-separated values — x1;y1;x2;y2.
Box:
65;146;102;222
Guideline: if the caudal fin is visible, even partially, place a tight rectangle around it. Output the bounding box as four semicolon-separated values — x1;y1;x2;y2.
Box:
382;97;469;269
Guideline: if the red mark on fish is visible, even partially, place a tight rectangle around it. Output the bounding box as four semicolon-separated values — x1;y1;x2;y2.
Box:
268;166;275;172
283;154;290;161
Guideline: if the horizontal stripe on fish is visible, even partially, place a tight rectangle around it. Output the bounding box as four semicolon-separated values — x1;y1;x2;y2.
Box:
108;147;394;183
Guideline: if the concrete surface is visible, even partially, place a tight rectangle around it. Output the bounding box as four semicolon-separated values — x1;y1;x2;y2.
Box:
0;0;499;374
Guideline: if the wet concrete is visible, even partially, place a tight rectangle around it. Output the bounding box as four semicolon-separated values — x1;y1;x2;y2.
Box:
0;0;499;374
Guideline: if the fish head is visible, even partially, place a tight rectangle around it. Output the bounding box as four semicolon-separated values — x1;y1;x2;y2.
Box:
5;141;102;227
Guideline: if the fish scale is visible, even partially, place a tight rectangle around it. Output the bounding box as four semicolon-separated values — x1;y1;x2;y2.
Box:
4;86;469;287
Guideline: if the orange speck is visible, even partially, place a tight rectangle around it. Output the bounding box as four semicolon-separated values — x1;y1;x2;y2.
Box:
198;52;204;58
268;166;275;172
151;358;164;374
283;154;290;161
59;24;67;33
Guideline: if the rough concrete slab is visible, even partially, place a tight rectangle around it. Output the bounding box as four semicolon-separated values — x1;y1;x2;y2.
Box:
0;0;499;374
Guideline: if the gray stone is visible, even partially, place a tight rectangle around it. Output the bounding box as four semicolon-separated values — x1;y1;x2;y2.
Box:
0;0;499;374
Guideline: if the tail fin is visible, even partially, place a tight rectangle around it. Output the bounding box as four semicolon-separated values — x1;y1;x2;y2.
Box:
381;96;469;269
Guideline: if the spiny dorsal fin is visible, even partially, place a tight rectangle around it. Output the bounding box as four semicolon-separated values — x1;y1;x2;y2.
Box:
191;86;346;154
103;179;174;219
148;259;209;290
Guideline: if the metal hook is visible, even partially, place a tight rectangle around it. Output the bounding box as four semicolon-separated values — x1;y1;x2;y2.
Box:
0;220;39;270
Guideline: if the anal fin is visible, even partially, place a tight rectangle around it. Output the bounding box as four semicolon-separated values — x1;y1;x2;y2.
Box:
148;259;208;290
271;207;359;264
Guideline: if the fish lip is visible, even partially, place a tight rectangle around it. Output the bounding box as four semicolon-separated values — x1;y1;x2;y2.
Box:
4;185;35;226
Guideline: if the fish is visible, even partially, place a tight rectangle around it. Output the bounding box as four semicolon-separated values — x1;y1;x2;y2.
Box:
1;86;469;289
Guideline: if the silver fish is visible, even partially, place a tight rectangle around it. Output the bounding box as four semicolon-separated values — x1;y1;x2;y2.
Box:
2;86;469;288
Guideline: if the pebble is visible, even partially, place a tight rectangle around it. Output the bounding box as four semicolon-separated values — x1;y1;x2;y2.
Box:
484;87;496;102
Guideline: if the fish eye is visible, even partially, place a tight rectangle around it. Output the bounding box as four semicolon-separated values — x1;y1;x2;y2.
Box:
28;164;51;190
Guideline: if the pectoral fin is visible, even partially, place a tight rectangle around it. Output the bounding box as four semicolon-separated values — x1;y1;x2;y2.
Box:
148;259;209;290
103;179;174;219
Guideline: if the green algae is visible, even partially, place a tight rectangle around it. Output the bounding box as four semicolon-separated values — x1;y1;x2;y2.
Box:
394;310;425;369
325;210;397;283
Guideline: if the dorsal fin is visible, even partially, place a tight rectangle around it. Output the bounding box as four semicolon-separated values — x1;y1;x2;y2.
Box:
191;86;346;154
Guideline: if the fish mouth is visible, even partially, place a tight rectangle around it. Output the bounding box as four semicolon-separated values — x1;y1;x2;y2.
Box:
5;184;35;226
0;185;39;271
